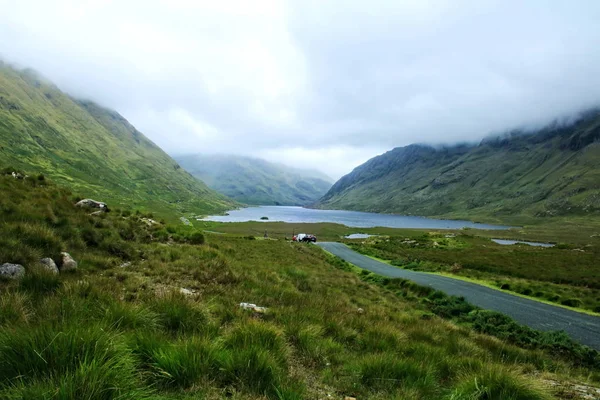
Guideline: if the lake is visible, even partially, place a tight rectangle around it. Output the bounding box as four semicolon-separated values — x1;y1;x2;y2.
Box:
200;206;512;230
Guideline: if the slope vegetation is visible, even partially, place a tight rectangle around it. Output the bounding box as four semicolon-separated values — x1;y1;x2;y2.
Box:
0;173;598;399
317;112;600;221
0;62;235;217
176;153;332;205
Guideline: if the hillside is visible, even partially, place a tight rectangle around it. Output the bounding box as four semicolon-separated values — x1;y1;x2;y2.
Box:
0;173;598;399
317;111;600;222
0;62;235;217
175;153;332;206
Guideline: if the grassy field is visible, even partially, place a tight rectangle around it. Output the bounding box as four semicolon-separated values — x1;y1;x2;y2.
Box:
1;172;600;399
345;231;600;314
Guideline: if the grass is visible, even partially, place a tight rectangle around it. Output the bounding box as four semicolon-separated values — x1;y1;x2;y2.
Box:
0;173;599;399
0;64;236;220
348;231;600;313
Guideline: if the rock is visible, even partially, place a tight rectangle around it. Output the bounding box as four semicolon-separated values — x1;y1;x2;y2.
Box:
11;171;24;179
344;397;357;400
239;302;268;313
60;252;77;271
0;263;25;279
75;199;108;211
141;218;159;226
357;308;364;314
119;262;132;268
89;210;104;216
39;258;59;274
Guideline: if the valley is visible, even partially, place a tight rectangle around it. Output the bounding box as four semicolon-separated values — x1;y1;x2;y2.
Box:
1;5;600;397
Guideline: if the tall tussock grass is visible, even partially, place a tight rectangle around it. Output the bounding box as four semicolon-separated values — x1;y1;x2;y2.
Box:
0;172;598;398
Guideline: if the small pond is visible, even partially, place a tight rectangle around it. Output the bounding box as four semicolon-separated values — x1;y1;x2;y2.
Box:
344;233;376;239
491;239;554;248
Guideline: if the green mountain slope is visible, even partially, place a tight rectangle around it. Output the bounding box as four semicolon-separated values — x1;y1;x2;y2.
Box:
317;111;600;222
0;62;235;217
175;154;333;206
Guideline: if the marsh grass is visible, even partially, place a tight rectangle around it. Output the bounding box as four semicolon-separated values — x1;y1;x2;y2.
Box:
349;232;600;312
0;173;598;399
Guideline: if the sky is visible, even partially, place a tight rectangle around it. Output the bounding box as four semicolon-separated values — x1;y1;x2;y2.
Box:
1;0;600;180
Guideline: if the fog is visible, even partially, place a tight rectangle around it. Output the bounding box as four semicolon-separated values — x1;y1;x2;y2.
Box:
1;0;599;178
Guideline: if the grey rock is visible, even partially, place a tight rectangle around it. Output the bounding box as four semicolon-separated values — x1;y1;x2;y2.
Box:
60;252;78;271
75;199;109;211
39;258;59;274
0;263;25;279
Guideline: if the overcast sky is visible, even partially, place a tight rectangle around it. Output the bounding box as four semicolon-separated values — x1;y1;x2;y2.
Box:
1;0;600;179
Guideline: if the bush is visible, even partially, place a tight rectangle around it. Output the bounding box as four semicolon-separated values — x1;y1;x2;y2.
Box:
561;298;582;308
187;231;205;245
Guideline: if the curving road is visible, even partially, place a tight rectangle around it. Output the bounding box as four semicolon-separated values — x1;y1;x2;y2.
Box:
317;242;600;350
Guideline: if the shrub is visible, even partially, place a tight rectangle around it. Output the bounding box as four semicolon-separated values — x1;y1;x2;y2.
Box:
187;231;205;245
561;298;582;308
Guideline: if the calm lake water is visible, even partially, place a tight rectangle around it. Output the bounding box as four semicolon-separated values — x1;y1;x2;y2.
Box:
491;239;554;247
200;206;511;230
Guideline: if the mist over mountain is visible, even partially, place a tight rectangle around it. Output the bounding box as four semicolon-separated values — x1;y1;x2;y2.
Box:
316;110;600;221
175;154;332;206
0;62;235;215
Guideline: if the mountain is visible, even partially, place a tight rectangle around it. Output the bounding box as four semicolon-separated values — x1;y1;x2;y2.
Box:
316;111;600;221
0;62;235;217
175;154;333;206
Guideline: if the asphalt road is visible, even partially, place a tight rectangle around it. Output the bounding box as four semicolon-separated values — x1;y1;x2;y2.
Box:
317;242;600;350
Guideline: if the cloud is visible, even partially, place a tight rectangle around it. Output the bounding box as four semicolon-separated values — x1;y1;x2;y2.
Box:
1;0;599;179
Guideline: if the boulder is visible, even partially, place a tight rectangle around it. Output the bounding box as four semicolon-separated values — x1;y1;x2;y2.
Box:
75;199;109;211
0;263;25;279
39;258;59;274
60;252;78;271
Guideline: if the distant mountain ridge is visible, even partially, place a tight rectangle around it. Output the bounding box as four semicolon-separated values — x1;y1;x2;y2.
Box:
175;154;333;206
0;62;235;216
316;110;600;221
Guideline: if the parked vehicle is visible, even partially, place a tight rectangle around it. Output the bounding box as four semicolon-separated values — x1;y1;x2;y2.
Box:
292;233;317;243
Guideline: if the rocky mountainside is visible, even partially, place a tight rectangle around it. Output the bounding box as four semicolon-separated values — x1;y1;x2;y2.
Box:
0;62;235;216
175;154;332;206
316;111;600;221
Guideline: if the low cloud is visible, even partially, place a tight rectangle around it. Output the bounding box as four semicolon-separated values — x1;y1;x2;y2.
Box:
1;0;599;178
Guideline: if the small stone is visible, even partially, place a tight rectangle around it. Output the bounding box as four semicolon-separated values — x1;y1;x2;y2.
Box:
119;262;132;268
75;199;108;211
180;288;194;295
60;252;78;272
344;397;357;400
89;210;104;216
0;263;25;279
357;308;364;314
39;258;59;274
